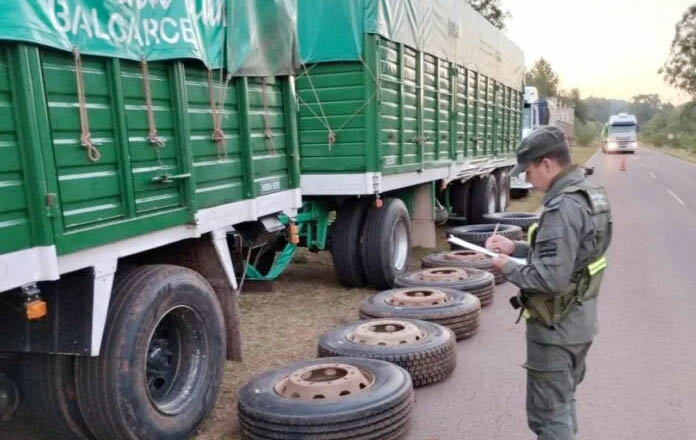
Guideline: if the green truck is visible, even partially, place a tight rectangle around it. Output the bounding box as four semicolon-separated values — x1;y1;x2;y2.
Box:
0;1;302;438
249;0;525;289
0;1;524;438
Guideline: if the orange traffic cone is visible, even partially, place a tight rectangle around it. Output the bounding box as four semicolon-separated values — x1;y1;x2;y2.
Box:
620;156;626;171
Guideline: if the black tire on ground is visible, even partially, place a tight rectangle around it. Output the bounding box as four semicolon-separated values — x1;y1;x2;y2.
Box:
421;250;505;285
237;357;415;439
19;355;93;439
448;223;523;247
331;198;372;287
361;198;412;289
394;267;496;308
482;212;540;232
449;180;472;218
318;319;456;387
359;288;482;340
75;265;226;440
469;174;497;223
495;169;510;212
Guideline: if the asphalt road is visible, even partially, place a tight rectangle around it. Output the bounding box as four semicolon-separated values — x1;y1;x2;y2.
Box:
406;147;696;440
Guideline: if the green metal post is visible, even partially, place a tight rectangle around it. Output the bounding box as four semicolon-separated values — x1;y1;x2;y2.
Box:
364;34;380;173
282;76;301;189
237;77;256;199
434;57;441;160
108;58;137;218
10;44;54;245
398;43;405;166
417;50;424;170
170;62;196;215
449;65;457;161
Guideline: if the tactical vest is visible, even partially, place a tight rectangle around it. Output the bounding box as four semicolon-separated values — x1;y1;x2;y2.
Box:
521;182;612;327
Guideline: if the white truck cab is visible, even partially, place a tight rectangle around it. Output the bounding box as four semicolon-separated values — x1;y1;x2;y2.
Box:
511;86;540;194
603;113;638;153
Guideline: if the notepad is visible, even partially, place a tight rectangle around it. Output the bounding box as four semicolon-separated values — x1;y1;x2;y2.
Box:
447;235;527;266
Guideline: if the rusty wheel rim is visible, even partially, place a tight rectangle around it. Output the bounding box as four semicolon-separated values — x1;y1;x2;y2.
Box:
274;363;375;400
348;319;426;346
443;250;489;263
386;287;450;307
414;267;469;282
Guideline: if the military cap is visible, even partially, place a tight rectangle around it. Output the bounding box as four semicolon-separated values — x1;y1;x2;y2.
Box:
511;126;569;176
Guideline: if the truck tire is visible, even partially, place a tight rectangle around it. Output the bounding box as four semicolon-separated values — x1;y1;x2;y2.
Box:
359;288;481;340
331;199;371;287
19;355;93;439
75;265;226;440
361;198;411;289
421;250;505;284
394;267;496;307
469;175;497;223
449;180;471;218
448;223;523;247
495;169;510;212
482;212;540;232
318;319;456;387
237;357;414;439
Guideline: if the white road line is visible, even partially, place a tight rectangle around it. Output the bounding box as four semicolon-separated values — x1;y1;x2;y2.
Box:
667;189;686;206
649;171;657;180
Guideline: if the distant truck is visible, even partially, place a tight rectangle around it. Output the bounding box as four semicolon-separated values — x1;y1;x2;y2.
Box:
602;113;638;153
511;86;575;196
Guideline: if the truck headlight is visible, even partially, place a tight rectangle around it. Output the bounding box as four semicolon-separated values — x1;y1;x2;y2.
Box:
630;141;638;148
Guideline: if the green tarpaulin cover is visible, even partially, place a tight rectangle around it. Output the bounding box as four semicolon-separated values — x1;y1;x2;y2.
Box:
298;0;525;89
0;0;298;76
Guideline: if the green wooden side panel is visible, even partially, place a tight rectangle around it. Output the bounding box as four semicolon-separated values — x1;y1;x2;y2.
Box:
0;47;33;254
296;62;367;173
295;34;522;179
119;60;187;215
184;67;245;209
247;78;292;196
42;51;128;230
1;42;300;258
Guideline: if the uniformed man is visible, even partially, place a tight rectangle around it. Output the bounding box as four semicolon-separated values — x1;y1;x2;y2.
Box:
486;126;612;440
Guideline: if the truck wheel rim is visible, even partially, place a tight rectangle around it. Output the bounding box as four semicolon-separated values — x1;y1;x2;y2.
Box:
145;306;206;415
348;319;425;346
444;250;489;263
274;363;375;400
416;267;469;282
488;190;496;213
392;221;409;270
386;287;450;307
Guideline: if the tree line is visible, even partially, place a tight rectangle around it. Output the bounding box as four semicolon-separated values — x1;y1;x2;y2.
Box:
471;2;696;152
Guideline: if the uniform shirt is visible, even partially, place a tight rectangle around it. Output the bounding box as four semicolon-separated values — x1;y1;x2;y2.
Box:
502;166;599;345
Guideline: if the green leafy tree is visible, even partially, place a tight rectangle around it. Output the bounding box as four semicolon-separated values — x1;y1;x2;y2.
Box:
661;5;696;98
525;58;559;99
629;94;662;124
466;0;509;30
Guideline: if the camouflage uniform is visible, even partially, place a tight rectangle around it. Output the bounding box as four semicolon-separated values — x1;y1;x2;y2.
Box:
502;165;611;440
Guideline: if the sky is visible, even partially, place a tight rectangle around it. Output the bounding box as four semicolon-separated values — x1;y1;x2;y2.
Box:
503;0;694;104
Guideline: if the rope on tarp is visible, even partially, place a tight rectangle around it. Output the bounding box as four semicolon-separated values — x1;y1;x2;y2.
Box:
140;57;166;149
207;69;231;160
72;48;101;162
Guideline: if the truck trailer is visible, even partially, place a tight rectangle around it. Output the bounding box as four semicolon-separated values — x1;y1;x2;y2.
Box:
243;0;526;289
